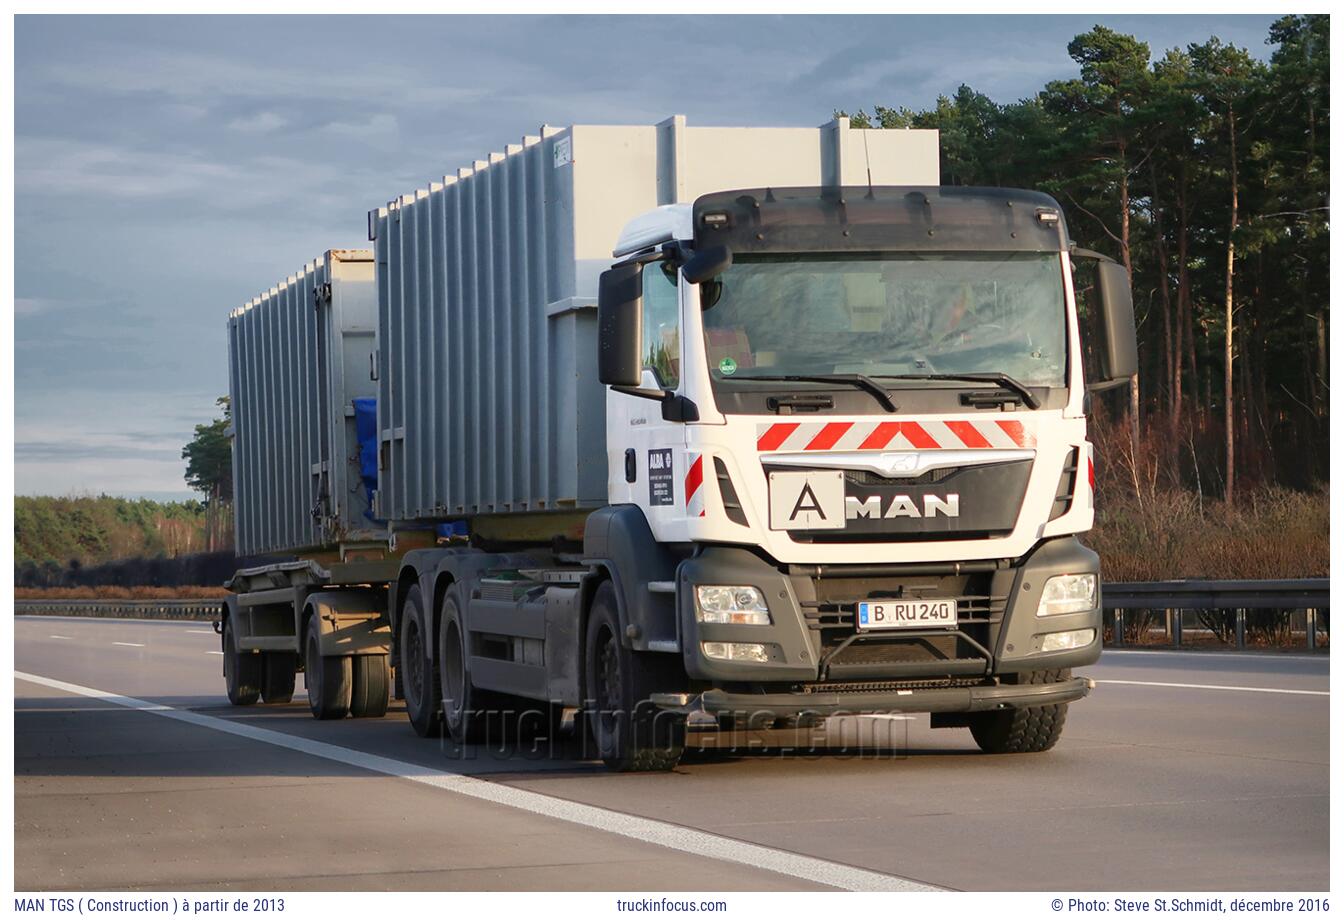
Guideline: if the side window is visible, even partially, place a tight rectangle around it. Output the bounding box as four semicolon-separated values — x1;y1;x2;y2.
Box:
642;262;680;388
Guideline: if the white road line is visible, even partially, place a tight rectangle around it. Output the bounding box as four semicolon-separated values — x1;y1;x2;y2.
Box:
1102;648;1327;662
13;671;938;892
206;651;224;656
48;635;72;640
1094;679;1327;697
186;629;216;635
111;642;145;648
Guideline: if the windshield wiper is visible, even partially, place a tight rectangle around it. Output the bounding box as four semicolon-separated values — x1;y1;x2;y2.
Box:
873;372;1041;410
734;374;899;412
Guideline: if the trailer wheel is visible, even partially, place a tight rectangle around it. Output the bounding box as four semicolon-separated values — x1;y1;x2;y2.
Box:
349;654;391;719
304;624;351;720
399;584;442;737
584;582;683;772
969;669;1071;754
223;617;261;706
260;653;297;704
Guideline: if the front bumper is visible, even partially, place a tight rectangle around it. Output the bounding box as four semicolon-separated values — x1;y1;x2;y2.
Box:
676;535;1103;685
656;676;1093;719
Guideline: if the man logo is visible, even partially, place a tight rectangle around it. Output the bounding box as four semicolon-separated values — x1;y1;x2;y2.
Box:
846;493;961;519
876;452;920;475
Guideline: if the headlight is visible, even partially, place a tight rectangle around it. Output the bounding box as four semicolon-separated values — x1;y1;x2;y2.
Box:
1041;628;1096;652
1036;573;1098;616
695;585;772;625
702;641;770;663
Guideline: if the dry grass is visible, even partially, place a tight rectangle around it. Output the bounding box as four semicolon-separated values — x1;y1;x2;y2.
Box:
1089;486;1329;582
15;585;229;600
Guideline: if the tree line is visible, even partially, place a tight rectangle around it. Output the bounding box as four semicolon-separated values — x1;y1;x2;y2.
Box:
14;494;221;587
842;15;1329;500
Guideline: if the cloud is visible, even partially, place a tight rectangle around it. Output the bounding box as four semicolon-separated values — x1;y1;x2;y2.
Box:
15;135;370;214
227;110;287;133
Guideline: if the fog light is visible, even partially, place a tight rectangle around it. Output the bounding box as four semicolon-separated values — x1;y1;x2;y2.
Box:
1037;573;1097;616
695;585;771;625
701;641;770;663
1041;628;1095;652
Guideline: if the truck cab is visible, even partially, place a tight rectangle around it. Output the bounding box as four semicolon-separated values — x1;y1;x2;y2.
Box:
593;185;1137;758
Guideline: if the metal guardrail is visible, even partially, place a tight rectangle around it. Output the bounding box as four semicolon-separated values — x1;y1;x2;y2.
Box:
15;599;221;620
1101;579;1329;650
15;579;1331;650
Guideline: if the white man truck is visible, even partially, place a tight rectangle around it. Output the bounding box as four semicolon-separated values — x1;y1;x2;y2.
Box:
221;116;1137;770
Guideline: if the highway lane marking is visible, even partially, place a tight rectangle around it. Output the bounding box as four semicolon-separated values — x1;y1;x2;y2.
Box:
206;651;224;656
48;635;72;640
186;629;217;635
1102;649;1327;662
1094;679;1327;697
112;642;145;648
13;671;940;892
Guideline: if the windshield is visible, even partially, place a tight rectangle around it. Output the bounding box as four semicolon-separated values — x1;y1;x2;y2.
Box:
699;252;1067;388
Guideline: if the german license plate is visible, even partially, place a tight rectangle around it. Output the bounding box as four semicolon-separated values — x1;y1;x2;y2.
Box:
856;598;957;630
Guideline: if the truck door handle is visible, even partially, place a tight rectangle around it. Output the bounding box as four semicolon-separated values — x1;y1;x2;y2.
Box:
624;448;637;483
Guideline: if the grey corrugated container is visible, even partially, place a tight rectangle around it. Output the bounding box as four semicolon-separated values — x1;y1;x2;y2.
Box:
228;250;382;556
368;114;935;523
370;115;939;525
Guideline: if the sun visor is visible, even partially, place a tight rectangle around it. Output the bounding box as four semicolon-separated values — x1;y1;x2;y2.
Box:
692;186;1069;255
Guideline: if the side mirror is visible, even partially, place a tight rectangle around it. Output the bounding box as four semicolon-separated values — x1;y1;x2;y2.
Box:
597;263;643;387
681;245;732;285
1096;260;1138;385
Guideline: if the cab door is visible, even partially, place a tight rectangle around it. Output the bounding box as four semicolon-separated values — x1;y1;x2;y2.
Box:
605;260;693;539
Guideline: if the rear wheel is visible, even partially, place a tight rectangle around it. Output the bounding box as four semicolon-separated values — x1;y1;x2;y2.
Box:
400;584;442;737
260;652;297;704
584;583;683;772
969;669;1071;754
438;589;494;744
349;654;391;719
223;618;261;706
304;623;351;720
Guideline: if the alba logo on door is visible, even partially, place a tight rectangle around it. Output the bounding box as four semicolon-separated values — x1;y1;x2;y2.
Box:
768;470;960;531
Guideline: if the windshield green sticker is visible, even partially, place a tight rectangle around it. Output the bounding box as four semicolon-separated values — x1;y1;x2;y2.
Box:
718;357;738;376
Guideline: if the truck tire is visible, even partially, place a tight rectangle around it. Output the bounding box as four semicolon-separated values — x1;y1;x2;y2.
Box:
438;588;496;744
969;669;1071;754
260;652;297;704
305;624;351;720
584;582;683;772
400;584;442;737
223;617;261;706
350;654;391;719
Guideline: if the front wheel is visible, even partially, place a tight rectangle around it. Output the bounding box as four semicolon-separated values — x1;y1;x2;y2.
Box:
969;670;1071;754
584;583;683;772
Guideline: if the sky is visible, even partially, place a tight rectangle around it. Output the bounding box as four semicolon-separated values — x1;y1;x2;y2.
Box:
14;13;1282;501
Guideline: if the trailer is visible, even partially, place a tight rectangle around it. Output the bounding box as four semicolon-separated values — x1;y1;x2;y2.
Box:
221;115;1136;769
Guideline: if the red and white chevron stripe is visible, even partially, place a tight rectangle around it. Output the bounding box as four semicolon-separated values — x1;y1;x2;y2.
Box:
685;453;706;518
755;419;1036;452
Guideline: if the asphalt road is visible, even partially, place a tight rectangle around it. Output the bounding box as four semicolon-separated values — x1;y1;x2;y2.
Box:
14;615;1330;892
